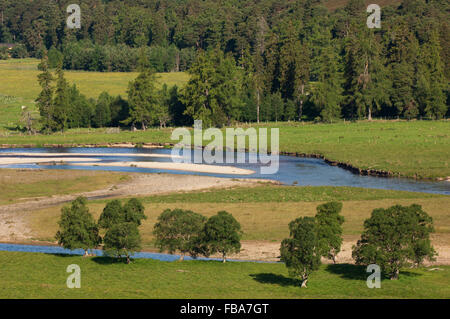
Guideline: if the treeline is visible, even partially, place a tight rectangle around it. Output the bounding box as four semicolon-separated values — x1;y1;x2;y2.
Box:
26;0;449;126
0;44;27;59
34;49;187;133
2;1;448;77
56;197;147;263
35;51;130;132
47;42;196;72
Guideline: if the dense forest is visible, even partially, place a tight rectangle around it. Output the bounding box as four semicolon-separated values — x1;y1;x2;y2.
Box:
1;0;449;129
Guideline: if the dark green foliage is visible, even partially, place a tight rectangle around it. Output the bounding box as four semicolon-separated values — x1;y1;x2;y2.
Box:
201;211;242;262
280;216;321;288
55;197;101;255
123;198;147;226
125;68;160;130
103;222;142;264
98;198;146;229
352;204;437;280
181;48;244;127
52;64;70;131
5;0;448;123
10;44;27;58
99;198;146;263
315;202;345;263
48;46;63;69
36;50;55;133
153;209;207;260
93;92;112;128
98;200;124;230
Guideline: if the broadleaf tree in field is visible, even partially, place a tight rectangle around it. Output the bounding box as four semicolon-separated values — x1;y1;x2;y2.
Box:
153;209;207;261
98;200;124;230
123;198;147;226
280;216;321;288
103;222;142;264
352;204;437;280
200;211;242;263
55;197;102;256
99;198;146;263
98;198;147;230
315;201;345;263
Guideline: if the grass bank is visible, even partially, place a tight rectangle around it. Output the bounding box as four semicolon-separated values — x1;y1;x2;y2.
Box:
0;251;448;298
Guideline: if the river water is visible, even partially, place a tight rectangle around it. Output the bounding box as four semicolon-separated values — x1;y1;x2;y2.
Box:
0;147;449;195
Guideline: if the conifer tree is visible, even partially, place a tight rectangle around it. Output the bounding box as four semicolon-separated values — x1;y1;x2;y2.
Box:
125;68;159;130
36;50;55;132
415;31;447;119
311;44;343;122
53;63;70;131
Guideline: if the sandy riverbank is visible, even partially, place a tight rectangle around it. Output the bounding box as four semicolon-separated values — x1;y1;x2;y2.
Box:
0;157;101;165
0;154;254;175
0;152;180;158
71;161;255;175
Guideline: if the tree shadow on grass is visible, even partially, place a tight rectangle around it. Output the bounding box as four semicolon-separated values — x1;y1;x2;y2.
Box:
91;256;130;265
250;273;300;287
325;264;368;281
326;263;422;281
45;253;78;258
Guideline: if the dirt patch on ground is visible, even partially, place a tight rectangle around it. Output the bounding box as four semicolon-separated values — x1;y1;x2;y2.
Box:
0;212;31;242
225;236;450;265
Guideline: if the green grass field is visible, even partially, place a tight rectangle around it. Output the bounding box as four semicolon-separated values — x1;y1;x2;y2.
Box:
25;184;450;244
0;251;448;298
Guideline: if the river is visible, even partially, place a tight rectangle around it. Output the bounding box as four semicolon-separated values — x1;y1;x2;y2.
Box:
0;147;449;195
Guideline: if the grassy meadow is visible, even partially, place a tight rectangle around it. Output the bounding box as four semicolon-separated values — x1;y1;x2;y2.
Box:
1;176;449;299
0;251;448;299
24;185;450;244
0;169;130;205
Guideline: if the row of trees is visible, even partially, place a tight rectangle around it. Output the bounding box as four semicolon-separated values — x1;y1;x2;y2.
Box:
35;49;179;132
55;197;243;264
56;197;146;263
0;44;27;59
153;209;242;263
56;197;437;286
281;202;436;287
49;42;196;72
36;40;448;132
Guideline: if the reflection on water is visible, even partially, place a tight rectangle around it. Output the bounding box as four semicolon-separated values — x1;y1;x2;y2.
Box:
1;147;449;195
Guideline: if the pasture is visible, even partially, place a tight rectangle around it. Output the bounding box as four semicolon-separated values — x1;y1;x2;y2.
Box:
0;251;448;299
